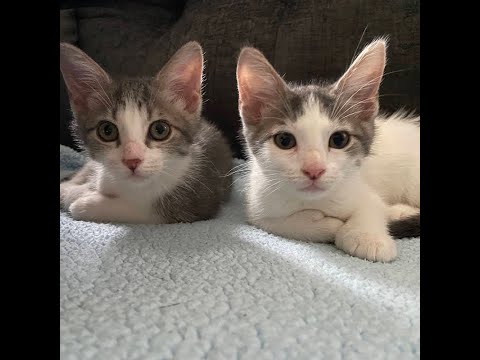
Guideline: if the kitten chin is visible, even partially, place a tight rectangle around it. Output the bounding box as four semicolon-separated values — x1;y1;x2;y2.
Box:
60;41;232;224
296;186;329;199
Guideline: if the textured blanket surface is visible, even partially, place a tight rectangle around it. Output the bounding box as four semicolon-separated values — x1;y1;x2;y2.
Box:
60;145;420;359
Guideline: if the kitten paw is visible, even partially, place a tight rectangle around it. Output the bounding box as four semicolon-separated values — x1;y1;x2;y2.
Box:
288;210;344;242
314;217;345;243
69;196;99;221
335;232;397;262
60;184;66;209
291;209;325;222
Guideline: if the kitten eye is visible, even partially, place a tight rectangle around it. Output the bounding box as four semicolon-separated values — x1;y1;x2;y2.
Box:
329;131;350;149
149;120;171;141
274;132;296;150
97;121;119;142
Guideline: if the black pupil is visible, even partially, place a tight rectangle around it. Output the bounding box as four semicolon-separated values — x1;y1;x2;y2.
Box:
155;123;166;135
103;124;113;136
280;134;292;147
333;133;346;146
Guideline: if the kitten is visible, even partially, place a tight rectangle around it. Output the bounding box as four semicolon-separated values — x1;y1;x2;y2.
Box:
60;42;232;224
236;38;419;262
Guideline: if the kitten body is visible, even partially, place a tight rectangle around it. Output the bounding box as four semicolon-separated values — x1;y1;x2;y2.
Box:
361;112;420;236
60;42;232;224
237;39;419;262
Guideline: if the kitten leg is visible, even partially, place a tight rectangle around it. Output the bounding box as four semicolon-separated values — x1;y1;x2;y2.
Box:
335;196;397;262
387;203;420;221
60;162;95;209
60;182;91;209
69;193;160;224
253;209;345;242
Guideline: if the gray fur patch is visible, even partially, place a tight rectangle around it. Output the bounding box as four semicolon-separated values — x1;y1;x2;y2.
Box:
244;86;308;154
62;42;233;224
72;77;200;160
244;80;377;158
154;120;233;223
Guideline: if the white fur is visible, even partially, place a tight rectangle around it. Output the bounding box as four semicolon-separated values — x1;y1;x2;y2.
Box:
245;103;419;263
361;113;420;208
239;39;419;262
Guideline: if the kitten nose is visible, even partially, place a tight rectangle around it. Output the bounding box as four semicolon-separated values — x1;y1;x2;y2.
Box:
122;158;142;171
302;167;325;180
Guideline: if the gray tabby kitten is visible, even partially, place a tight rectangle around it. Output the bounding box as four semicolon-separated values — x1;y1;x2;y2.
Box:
60;42;232;224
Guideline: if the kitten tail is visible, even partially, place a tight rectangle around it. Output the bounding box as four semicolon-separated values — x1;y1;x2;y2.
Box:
388;214;420;239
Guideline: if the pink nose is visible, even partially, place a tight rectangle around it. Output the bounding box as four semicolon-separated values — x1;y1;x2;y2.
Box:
122;158;142;171
302;167;325;180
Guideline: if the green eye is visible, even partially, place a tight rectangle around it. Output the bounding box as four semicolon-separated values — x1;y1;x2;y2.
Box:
274;132;296;150
149;120;171;141
329;131;350;149
97;121;119;142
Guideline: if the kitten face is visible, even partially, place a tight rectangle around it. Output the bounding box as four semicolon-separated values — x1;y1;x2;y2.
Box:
60;42;204;184
237;39;386;198
250;92;372;198
77;81;196;182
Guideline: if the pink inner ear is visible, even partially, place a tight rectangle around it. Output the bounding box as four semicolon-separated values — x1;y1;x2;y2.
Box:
61;63;91;111
170;62;202;114
334;41;386;120
236;50;288;126
168;57;202;114
64;83;86;110
238;85;264;125
240;101;263;125
237;68;269;125
60;46;112;114
65;81;98;112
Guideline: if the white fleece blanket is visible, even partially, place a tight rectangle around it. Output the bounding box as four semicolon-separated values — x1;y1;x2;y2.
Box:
60;145;420;359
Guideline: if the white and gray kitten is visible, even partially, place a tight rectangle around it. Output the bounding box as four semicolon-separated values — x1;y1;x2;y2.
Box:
236;38;419;262
60;42;232;224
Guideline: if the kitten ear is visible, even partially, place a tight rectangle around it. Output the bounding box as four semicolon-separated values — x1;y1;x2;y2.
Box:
333;38;387;120
236;47;289;126
60;43;112;114
155;41;204;117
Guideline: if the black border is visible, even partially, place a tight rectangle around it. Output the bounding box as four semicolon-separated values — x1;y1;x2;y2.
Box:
4;1;58;357
420;2;476;357
10;1;470;358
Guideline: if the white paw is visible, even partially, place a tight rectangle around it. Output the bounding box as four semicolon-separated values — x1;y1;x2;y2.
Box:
60;183;67;209
335;232;397;262
317;216;344;228
315;217;345;242
69;196;98;221
292;209;326;222
60;182;75;209
291;210;344;242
